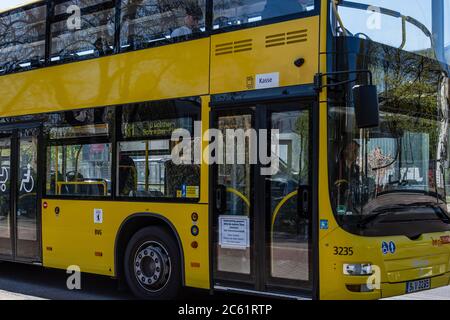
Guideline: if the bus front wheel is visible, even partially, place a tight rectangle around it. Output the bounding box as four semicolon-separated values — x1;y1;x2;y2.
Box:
124;226;181;300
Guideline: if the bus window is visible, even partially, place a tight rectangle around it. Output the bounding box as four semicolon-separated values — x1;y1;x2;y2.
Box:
212;0;315;29
44;107;113;197
50;0;115;63
117;140;200;199
0;4;46;74
46;143;112;197
119;0;206;50
118;99;201;200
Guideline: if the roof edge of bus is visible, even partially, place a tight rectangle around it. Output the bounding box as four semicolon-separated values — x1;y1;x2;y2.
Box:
0;0;42;15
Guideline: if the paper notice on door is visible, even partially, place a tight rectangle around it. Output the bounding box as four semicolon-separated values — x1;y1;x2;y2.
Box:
219;215;250;250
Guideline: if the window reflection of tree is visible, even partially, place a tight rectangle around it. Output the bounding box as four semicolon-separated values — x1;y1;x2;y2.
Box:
120;0;205;48
52;8;115;59
0;5;46;73
218;115;251;216
213;0;267;27
332;43;449;213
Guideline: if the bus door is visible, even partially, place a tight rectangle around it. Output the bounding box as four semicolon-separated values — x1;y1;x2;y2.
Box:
0;125;42;263
212;102;313;297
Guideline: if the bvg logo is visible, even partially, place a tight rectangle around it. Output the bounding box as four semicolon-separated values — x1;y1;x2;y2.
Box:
432;236;450;247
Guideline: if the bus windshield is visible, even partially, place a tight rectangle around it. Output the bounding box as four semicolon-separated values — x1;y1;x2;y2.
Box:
335;0;450;67
330;105;450;218
329;1;450;233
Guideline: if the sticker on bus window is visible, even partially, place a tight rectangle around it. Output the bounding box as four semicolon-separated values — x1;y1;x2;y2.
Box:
337;205;347;215
177;186;199;198
186;186;199;198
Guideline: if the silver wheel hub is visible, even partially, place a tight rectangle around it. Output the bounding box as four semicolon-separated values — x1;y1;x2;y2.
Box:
134;241;171;292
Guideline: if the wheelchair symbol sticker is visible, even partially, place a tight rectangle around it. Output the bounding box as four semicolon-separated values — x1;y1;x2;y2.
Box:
20;164;34;193
0;167;8;192
382;241;396;255
381;241;389;255
388;241;396;254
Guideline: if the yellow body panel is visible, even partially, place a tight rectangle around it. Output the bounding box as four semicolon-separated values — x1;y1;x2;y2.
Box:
210;17;320;94
42;200;210;289
0;38;210;118
319;227;450;299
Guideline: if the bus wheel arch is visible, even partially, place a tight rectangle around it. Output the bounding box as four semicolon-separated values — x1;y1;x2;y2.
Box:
114;213;185;295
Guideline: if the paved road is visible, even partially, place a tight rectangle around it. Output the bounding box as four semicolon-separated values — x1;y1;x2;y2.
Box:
0;261;449;300
384;286;450;300
0;261;133;300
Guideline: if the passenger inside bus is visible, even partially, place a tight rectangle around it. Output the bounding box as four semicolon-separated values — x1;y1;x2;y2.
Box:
171;3;203;38
118;154;138;196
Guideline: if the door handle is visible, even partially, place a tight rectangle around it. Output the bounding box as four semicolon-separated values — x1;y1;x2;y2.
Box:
298;185;310;219
216;184;227;213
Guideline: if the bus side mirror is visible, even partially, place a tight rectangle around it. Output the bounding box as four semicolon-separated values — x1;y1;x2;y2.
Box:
353;84;380;129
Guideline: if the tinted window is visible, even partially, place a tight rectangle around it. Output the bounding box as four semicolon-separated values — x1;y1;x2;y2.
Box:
54;0;112;15
0;4;46;74
120;0;206;50
50;0;115;62
45;108;113;139
212;0;315;29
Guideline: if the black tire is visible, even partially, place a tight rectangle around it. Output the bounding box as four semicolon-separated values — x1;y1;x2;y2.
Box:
124;226;181;300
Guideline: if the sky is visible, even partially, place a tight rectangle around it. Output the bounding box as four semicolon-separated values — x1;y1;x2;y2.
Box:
341;0;450;49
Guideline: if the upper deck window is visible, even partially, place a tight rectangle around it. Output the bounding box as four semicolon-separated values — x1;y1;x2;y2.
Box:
0;4;46;74
119;0;206;50
50;0;115;63
334;0;450;66
212;0;315;29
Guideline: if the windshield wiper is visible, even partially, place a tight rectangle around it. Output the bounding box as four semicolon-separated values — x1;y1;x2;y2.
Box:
358;202;450;228
357;205;411;228
409;202;450;224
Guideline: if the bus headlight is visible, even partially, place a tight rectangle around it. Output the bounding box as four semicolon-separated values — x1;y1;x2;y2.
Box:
343;263;373;276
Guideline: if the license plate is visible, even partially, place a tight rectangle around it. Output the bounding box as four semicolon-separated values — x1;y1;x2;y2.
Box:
406;278;431;294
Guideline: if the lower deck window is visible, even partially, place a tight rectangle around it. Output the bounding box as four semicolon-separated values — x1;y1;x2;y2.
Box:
117;140;200;199
46;143;112;196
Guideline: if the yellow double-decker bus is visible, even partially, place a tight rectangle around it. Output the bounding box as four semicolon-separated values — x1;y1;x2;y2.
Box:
0;0;448;300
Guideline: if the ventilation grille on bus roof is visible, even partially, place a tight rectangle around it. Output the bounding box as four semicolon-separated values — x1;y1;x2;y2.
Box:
215;39;253;56
265;29;308;48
